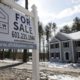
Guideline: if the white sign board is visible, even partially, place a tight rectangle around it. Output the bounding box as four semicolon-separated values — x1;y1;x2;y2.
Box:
0;3;36;49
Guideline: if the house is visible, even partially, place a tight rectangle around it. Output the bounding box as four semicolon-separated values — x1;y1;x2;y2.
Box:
49;31;80;63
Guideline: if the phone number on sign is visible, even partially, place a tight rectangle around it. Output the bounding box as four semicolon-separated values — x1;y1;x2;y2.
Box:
12;31;35;40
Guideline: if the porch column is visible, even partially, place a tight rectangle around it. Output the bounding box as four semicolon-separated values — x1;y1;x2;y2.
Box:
59;41;62;62
71;40;75;62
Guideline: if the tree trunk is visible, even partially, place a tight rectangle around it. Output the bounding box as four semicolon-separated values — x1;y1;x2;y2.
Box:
43;37;45;61
8;49;11;58
39;36;41;53
1;49;4;60
23;49;28;62
47;39;49;61
13;49;17;60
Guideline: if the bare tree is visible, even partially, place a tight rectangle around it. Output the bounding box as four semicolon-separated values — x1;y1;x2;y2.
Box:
52;23;57;36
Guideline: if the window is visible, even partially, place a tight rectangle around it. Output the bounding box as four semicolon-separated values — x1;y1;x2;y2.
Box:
76;52;80;60
50;44;54;48
50;43;59;48
51;53;54;57
79;53;80;58
56;53;60;58
77;52;80;58
63;42;69;48
55;43;59;48
75;41;80;47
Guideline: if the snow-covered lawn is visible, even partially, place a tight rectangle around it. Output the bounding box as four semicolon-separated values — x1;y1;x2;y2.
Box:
0;59;21;63
0;60;80;71
0;59;80;69
0;59;21;67
0;60;80;80
40;62;80;69
48;74;80;80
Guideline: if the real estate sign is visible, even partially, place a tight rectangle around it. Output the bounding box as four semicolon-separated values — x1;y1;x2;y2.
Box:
0;3;36;49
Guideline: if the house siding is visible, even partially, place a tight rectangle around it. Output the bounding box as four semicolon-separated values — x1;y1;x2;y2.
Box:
49;41;61;62
74;46;80;62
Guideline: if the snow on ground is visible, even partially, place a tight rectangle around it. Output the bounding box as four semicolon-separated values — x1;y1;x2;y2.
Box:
0;59;21;63
40;62;80;69
0;59;21;67
0;59;80;69
48;62;80;69
48;62;73;68
40;71;80;80
40;62;80;80
0;60;80;80
48;74;80;80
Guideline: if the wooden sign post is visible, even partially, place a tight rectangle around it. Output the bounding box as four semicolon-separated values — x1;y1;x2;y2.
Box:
32;5;40;80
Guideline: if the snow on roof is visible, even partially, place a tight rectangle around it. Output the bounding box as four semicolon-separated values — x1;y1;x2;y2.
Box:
62;31;80;40
50;31;80;42
68;31;80;40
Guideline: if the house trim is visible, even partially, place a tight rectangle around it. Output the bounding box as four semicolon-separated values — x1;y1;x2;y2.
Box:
61;40;71;42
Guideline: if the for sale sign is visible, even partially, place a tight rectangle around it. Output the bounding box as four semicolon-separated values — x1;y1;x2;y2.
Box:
0;3;36;49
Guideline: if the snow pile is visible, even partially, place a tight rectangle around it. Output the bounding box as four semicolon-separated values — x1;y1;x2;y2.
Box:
48;75;57;80
27;62;32;65
48;62;80;69
0;59;21;63
48;62;69;68
48;74;80;80
40;72;47;80
40;62;49;67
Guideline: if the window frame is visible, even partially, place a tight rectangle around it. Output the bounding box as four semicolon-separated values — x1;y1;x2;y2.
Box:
63;42;69;48
75;41;80;47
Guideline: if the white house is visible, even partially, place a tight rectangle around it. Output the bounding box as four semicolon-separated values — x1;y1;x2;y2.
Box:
49;31;80;63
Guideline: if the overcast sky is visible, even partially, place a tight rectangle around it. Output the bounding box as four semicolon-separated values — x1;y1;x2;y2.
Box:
17;0;80;30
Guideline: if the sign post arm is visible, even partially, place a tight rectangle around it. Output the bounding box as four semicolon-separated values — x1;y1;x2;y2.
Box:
32;5;40;80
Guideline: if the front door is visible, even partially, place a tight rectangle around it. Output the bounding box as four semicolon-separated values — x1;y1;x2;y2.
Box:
65;52;69;60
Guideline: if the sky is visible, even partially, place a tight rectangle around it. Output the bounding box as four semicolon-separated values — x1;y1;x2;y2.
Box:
17;0;80;30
